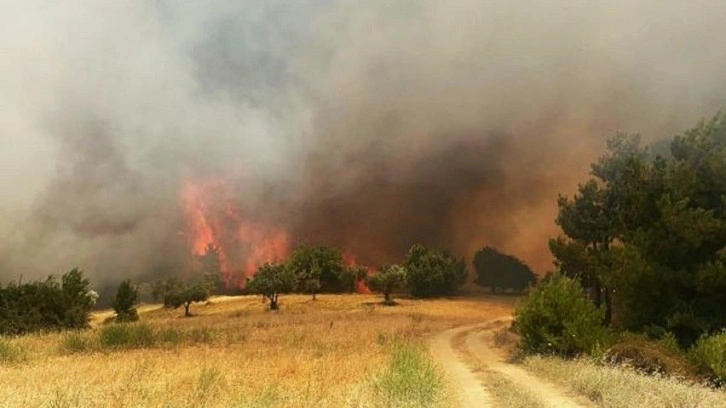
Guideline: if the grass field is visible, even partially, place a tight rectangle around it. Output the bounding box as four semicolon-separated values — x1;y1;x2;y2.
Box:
0;294;514;408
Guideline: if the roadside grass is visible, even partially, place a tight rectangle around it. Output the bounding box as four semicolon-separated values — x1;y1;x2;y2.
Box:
0;294;514;407
524;355;726;408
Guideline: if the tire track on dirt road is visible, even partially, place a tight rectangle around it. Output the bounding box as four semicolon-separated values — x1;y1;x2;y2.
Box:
429;323;493;407
431;321;592;408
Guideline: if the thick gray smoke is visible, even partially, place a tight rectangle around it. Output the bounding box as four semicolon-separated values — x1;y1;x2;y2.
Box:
2;1;726;285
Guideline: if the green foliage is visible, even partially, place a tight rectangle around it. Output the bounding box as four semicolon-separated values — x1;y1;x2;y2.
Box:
403;244;466;298
247;263;296;310
515;274;609;357
285;245;353;293
366;264;407;305
372;341;444;407
472;246;536;293
302;278;321;300
552;114;726;345
153;278;208;317
0;268;95;335
112;279;139;322
689;330;726;384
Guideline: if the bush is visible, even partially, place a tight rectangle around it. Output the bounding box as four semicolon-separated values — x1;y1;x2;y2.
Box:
0;268;95;335
514;273;609;357
604;336;698;380
689;330;726;384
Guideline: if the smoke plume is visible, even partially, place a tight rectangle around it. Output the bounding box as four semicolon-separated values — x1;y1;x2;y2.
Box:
2;1;726;285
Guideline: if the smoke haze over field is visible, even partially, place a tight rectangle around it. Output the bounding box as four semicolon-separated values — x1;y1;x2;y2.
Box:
2;1;726;285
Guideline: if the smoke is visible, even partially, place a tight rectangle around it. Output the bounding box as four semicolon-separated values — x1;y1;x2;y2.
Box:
2;1;726;285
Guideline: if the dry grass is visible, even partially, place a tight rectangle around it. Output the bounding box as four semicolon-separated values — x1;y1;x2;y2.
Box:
0;294;513;407
524;355;726;408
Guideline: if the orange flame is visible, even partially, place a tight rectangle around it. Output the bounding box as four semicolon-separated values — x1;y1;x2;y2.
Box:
343;251;372;294
181;179;290;288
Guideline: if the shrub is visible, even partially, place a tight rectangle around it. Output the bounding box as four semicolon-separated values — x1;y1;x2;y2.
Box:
689;330;726;384
0;268;95;335
604;336;698;380
514;273;609;357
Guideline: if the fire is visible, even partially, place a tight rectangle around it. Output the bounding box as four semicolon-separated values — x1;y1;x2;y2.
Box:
181;179;290;288
343;251;372;294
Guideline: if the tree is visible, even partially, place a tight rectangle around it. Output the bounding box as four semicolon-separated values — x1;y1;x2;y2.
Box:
247;263;296;310
285;245;348;292
303;277;321;300
199;243;225;295
552;114;726;345
153;278;208;317
403;244;467;297
472;246;537;293
340;265;369;293
60;268;96;329
112;279;139;322
366;264;407;305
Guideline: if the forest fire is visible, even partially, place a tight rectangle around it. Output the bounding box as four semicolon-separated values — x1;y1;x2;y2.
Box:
181;179;291;288
182;179;372;292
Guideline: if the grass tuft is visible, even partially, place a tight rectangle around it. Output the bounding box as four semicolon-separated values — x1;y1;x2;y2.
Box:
372;341;445;407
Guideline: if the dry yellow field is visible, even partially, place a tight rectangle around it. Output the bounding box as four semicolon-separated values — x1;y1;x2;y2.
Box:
0;294;515;408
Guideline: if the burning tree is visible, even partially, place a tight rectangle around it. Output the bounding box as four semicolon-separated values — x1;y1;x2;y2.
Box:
247;263;296;310
366;264;407;305
198;243;224;294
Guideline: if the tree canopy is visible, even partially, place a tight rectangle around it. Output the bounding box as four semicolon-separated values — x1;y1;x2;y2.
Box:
366;264;407;305
472;246;536;293
552;114;726;345
247;263;297;310
403;244;467;297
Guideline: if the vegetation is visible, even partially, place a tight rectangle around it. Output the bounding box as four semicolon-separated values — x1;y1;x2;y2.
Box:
198;243;225;295
0;294;513;407
371;342;444;407
366;264;407;305
403;244;467;298
689;330;726;384
514;274;609;357
246;263;297;310
551;114;726;345
285;245;350;293
473;246;537;293
0;268;96;335
112;279;139;322
152;278;209;317
524;355;726;408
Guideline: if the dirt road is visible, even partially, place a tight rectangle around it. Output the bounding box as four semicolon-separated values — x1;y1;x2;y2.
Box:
430;321;591;408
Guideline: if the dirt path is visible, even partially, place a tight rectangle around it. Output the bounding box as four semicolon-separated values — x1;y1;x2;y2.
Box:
429;324;493;407
430;321;591;408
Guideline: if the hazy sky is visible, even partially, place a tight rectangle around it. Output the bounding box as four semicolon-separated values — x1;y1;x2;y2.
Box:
2;1;726;284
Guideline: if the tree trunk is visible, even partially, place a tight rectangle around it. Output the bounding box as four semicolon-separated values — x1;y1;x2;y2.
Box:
384;292;391;305
312;292;317;301
269;294;279;310
184;302;191;317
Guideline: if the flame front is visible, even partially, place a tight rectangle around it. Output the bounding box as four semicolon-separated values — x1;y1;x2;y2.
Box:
182;179;290;288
